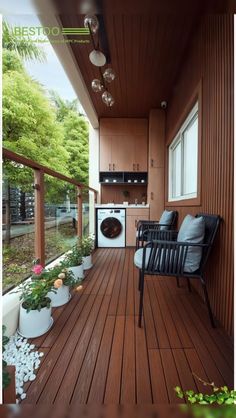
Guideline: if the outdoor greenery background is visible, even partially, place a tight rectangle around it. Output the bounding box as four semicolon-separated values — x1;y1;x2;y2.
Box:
2;21;89;290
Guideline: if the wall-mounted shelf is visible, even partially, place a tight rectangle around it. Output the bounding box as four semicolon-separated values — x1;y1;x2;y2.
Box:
99;172;148;185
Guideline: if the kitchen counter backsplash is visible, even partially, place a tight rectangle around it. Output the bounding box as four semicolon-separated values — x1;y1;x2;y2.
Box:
95;203;150;208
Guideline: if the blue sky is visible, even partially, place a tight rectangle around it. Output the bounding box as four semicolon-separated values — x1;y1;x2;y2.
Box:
1;0;83;107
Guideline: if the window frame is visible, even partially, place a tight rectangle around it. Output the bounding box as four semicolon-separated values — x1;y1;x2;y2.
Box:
168;102;198;202
165;82;202;207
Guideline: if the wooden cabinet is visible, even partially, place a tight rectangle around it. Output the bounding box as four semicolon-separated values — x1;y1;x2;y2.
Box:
148;110;165;220
100;118;148;172
126;208;149;246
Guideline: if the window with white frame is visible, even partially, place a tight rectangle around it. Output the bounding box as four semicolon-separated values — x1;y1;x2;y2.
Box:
168;102;198;201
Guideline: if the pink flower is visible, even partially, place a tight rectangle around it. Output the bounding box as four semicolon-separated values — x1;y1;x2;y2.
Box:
32;264;44;275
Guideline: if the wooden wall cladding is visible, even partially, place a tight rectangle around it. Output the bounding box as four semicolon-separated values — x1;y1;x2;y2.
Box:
165;15;234;336
101;185;147;205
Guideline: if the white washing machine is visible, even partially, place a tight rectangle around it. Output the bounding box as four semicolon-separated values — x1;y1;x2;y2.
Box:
97;208;126;247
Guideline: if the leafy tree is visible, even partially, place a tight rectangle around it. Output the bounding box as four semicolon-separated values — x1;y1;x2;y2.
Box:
50;90;79;122
50;92;89;185
63;112;89;185
3;20;46;62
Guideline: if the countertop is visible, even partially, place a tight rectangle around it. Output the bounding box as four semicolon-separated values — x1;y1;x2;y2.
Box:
95;204;150;208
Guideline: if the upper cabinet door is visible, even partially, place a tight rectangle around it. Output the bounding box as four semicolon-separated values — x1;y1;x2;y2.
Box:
149;110;165;168
100;135;112;171
134;135;148;171
111;136;135;171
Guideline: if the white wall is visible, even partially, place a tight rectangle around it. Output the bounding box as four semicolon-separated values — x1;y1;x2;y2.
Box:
89;123;100;235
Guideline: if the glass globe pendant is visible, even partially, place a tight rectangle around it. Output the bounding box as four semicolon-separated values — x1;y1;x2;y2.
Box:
84;14;99;34
103;68;116;83
91;79;104;92
102;91;115;107
89;50;106;67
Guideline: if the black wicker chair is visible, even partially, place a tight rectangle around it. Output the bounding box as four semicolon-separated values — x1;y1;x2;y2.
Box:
135;210;178;249
135;213;221;328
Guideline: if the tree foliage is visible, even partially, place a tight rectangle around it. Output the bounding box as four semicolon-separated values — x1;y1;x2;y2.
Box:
3;20;46;62
3;50;69;191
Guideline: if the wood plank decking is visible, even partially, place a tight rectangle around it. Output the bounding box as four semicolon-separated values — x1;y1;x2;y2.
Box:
23;248;234;404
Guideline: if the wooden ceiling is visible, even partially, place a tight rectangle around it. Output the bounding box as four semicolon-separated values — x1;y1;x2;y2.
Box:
55;0;230;118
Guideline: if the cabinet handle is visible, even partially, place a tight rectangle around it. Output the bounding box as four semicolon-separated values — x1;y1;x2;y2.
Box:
109;163;111;171
137;163;139;171
113;163;115;171
151;159;154;167
135;219;137;227
133;163;136;171
151;192;154;200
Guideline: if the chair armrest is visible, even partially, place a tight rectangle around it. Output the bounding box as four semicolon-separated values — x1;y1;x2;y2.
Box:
141;240;209;275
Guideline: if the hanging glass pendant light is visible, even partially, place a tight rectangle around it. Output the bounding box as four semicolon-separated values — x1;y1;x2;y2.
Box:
103;68;116;83
102;91;115;107
89;50;106;67
91;79;104;92
84;14;99;34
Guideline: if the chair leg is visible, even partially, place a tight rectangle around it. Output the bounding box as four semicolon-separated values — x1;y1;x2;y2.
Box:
187;278;191;293
138;269;142;291
176;276;180;287
138;272;145;327
200;277;215;328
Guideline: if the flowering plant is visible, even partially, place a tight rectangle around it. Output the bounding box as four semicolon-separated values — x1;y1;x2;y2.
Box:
46;264;80;289
62;245;83;267
79;235;95;257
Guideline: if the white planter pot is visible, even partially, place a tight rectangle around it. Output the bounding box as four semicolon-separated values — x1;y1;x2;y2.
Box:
18;303;53;338
47;285;70;307
83;255;93;270
69;264;84;280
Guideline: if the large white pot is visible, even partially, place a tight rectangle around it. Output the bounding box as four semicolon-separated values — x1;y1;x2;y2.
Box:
83;255;93;270
18;302;53;338
69;264;84;280
47;285;70;307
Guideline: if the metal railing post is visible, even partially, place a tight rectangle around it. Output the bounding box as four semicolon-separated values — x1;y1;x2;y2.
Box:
77;187;83;237
34;169;45;266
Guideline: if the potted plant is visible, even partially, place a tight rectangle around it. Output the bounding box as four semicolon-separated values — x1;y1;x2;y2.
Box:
80;235;94;270
17;266;54;338
63;245;84;280
46;264;80;307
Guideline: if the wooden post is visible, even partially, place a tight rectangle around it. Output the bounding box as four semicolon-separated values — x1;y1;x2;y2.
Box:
34;169;45;266
77;187;83;238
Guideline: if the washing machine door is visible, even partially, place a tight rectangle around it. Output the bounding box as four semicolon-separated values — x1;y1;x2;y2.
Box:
100;217;122;239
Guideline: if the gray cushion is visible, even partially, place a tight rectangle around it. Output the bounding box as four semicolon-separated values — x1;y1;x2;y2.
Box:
134;248;151;269
159;210;174;230
177;215;205;272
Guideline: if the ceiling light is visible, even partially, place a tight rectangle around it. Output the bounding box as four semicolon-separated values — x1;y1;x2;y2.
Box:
102;91;115;107
84;14;99;34
89;49;106;67
91;79;104;92
103;68;115;83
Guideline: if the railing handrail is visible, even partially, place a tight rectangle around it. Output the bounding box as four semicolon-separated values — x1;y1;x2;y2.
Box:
3;148;98;194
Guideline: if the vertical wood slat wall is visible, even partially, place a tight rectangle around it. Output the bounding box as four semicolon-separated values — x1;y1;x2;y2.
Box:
165;15;234;336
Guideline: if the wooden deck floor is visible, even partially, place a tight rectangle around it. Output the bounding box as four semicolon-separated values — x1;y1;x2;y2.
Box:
24;248;234;404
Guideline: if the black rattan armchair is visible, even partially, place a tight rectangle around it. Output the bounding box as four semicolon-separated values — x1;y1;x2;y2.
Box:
136;210;178;249
135;213;221;328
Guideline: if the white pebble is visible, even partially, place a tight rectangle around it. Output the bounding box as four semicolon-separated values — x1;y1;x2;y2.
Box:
39;352;44;357
29;374;36;381
21;393;26;400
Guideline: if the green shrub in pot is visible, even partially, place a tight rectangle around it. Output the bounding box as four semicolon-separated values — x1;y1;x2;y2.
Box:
79;235;94;270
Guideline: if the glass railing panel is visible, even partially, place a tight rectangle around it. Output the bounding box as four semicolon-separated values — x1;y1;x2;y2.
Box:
44;175;78;264
2;161;35;293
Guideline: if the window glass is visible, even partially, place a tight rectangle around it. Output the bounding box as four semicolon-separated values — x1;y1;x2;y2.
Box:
168;103;198;201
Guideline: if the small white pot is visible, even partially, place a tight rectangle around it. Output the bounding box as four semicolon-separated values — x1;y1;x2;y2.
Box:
47;285;70;307
83;255;93;270
18;303;53;339
69;264;84;280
